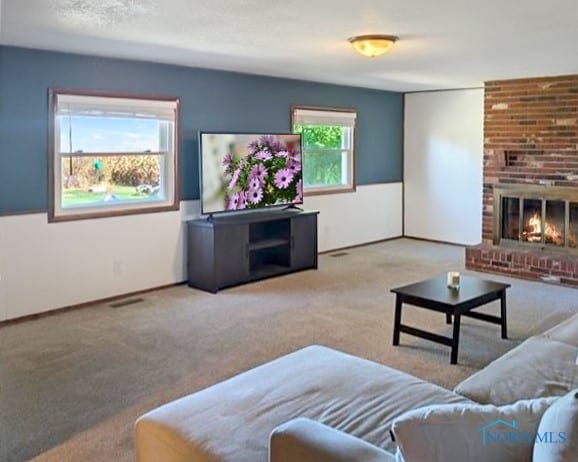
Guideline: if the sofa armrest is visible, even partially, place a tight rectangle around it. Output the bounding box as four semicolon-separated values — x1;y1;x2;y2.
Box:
269;418;395;462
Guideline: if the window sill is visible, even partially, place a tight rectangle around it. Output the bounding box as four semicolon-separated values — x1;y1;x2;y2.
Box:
304;185;356;197
48;202;179;223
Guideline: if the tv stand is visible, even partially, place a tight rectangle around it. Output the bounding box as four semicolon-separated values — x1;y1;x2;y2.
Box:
187;210;318;293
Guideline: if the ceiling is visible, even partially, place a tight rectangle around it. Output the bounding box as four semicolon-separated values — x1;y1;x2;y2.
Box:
1;0;577;92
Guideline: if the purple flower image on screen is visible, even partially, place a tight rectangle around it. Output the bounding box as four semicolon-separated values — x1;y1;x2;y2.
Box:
222;152;234;167
259;135;285;152
248;187;263;205
219;134;301;211
250;164;268;182
296;179;302;198
222;152;236;175
293;179;303;203
249;176;261;191
274;169;294;189
287;150;299;160
287;158;301;173
228;168;240;190
230;192;240;210
259;135;274;144
255;150;272;161
237;190;248;209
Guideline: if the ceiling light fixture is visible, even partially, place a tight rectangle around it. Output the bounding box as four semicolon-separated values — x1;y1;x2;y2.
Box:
348;34;398;58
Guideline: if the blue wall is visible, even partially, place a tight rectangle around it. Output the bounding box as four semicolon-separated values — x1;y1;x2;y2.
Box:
0;46;403;214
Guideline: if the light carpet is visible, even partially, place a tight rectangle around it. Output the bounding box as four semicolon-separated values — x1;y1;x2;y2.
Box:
1;238;577;462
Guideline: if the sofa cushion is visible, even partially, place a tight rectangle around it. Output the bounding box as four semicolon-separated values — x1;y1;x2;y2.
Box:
392;397;557;462
136;345;470;462
533;389;578;462
270;418;395;462
539;312;578;347
454;336;578;405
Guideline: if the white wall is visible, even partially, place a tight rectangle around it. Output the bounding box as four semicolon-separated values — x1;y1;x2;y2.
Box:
0;184;402;321
404;89;484;245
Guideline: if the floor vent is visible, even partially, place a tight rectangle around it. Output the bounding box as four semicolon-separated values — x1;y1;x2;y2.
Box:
110;297;144;308
330;252;349;258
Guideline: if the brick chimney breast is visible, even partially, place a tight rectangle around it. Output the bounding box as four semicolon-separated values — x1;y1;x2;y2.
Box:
468;74;578;287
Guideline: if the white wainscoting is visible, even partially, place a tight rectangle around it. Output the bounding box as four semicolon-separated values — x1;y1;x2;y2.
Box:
304;182;402;252
0;183;402;321
0;207;189;321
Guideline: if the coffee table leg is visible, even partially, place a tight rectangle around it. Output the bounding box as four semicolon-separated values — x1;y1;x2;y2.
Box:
393;296;402;346
500;290;508;339
446;313;452;324
450;314;461;364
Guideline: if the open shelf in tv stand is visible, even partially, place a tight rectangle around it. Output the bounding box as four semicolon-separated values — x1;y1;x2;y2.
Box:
186;209;318;293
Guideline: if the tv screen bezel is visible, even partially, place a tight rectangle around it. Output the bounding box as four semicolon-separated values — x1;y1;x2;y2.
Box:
198;131;304;216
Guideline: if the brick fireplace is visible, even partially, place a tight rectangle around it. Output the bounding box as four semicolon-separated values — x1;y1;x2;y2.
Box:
466;75;578;286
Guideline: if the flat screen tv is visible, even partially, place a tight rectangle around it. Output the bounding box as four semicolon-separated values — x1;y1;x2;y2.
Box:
199;132;303;215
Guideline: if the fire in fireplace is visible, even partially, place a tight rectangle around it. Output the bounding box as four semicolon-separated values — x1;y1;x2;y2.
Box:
496;187;578;250
522;212;564;245
521;200;565;246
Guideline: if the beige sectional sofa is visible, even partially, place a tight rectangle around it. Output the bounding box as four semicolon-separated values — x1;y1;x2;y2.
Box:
135;312;578;462
455;312;578;404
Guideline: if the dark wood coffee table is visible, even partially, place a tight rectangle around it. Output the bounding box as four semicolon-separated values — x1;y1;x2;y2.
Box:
390;275;510;364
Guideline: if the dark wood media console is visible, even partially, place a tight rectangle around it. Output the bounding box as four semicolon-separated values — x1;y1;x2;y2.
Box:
187;209;319;293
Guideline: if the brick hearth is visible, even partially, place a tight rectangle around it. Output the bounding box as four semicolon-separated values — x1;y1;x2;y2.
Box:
466;74;578;286
466;245;578;286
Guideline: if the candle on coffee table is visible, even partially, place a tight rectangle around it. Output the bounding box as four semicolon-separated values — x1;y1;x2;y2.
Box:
447;271;460;289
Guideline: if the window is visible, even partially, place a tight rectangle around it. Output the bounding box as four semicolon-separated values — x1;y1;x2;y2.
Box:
49;89;179;221
291;106;356;194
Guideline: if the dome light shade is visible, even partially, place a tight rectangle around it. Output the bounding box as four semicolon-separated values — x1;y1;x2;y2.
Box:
348;34;398;57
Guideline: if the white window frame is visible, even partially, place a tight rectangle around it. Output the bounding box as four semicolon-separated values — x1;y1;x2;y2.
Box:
49;89;179;222
291;106;357;195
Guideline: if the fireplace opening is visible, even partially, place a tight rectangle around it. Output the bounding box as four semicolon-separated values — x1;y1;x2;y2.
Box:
501;197;519;240
545;201;565;246
521;198;542;244
496;187;578;250
570;203;578;249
